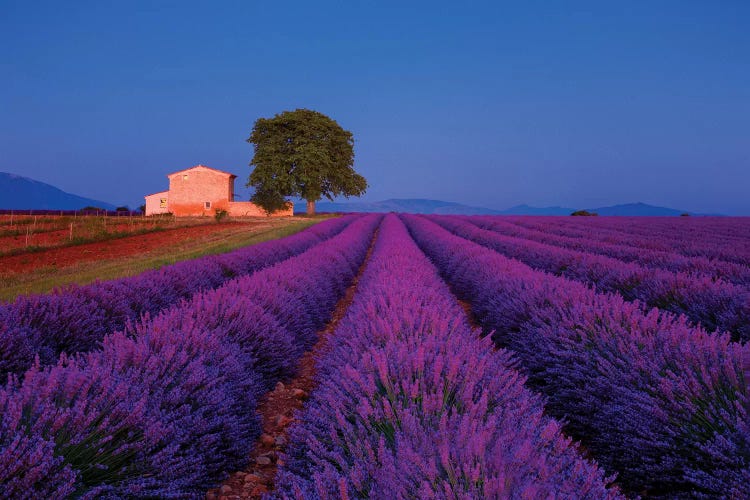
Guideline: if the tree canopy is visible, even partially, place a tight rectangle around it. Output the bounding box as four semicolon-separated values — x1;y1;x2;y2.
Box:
247;109;367;215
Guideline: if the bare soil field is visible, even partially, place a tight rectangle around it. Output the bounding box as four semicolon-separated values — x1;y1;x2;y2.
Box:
0;216;325;300
1;221;255;273
0;214;212;254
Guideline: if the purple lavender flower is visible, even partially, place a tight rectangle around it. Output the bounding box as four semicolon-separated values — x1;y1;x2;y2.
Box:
0;215;381;497
429;214;750;341
0;215;357;380
274;215;619;499
403;213;750;496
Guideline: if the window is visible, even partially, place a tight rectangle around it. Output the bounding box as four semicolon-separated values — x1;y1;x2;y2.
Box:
183;174;188;180
205;201;211;209
159;198;167;208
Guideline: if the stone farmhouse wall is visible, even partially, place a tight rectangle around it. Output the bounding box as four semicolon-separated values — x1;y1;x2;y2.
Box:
144;191;169;215
144;165;293;217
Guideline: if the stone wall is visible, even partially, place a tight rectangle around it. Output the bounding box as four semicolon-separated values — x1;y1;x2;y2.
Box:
227;201;293;217
144;191;169;216
168;168;232;216
145;165;291;217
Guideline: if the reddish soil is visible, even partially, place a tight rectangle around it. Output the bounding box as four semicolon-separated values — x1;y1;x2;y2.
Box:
0;221;67;235
1;227;64;246
0;229;66;251
0;222;263;275
0;216;211;253
207;230;377;500
457;298;476;324
0;223;178;252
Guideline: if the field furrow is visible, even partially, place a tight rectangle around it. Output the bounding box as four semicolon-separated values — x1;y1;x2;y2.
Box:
0;215;356;379
0;214;381;497
507;216;750;266
2;212;747;498
210;216;381;499
272;214;620;499
467;215;750;287
428;215;750;341
403;213;749;497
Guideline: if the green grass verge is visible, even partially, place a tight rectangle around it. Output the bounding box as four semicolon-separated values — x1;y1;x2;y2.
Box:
0;217;326;302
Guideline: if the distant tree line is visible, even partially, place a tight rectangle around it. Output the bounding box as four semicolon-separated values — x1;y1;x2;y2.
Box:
571;210;598;216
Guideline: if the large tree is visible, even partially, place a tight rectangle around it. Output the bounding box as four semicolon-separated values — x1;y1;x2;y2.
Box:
247;109;367;215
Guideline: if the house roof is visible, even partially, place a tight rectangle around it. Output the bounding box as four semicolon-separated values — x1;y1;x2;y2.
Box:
144;190;169;197
166;164;237;178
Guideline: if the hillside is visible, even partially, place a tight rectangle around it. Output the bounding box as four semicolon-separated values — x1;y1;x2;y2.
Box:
0;173;708;216
313;199;503;215
497;204;577;215
309;198;704;216
586;202;688;216
0;172;116;210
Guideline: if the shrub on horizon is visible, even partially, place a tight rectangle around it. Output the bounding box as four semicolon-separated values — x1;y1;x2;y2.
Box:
571;209;598;216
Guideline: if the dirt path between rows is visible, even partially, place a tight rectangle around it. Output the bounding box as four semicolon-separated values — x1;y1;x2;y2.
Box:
207;229;378;500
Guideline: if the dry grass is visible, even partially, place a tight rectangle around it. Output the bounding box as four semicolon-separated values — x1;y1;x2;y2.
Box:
0;216;332;301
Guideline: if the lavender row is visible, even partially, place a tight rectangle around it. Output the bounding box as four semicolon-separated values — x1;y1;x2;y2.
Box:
274;215;619;499
563;216;750;243
468;216;750;288
510;216;750;266
524;214;750;243
403;214;750;497
0;214;380;498
0;215;357;379
430;215;750;341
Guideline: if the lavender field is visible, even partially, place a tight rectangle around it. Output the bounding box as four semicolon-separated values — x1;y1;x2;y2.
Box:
1;214;749;498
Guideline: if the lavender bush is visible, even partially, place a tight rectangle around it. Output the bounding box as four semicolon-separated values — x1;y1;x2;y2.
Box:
509;215;750;265
0;215;356;379
403;214;750;497
466;215;750;288
0;215;380;497
429;215;750;341
274;215;619;499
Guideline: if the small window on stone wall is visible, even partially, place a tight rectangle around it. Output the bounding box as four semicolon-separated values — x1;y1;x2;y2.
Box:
205;201;211;209
183;174;188;180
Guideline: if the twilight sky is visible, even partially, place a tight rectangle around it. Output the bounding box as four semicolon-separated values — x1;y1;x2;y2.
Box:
1;1;748;214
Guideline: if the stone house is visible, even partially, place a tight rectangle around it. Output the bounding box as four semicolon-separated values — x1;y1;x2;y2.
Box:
144;165;293;217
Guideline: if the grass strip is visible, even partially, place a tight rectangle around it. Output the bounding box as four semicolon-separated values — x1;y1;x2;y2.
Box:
0;217;326;300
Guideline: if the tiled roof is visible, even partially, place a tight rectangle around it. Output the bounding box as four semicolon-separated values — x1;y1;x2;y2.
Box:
144;190;169;197
166;164;237;178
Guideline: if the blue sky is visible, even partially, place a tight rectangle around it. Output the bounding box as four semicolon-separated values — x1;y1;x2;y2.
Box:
1;1;748;213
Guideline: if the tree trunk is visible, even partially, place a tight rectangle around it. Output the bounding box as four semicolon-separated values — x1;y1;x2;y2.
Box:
306;200;316;216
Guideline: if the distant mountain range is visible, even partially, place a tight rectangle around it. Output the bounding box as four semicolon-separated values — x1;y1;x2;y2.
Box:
0;172;116;210
496;204;576;215
0;173;712;216
587;202;696;216
311;199;711;216
314;199;503;215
